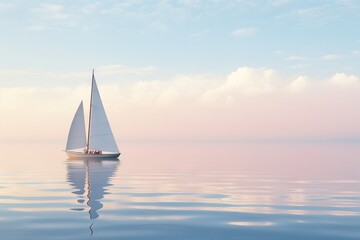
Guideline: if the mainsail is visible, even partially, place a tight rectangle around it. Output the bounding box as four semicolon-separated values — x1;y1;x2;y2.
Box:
88;72;119;153
66;101;87;150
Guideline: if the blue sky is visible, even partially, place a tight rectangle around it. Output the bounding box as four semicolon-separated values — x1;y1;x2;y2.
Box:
1;1;360;142
0;0;359;86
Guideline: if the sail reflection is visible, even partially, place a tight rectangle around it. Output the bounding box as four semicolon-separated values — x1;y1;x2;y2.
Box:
67;159;119;219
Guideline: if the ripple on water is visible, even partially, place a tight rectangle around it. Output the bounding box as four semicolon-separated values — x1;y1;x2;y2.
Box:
1;143;360;240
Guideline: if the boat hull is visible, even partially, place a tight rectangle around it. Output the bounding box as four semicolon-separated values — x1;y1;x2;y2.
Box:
65;151;120;160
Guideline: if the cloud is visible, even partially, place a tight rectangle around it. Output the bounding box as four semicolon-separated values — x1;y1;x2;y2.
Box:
127;74;216;107
329;73;359;87
2;67;360;142
231;27;257;37
31;3;77;27
202;67;278;103
81;2;102;14
337;0;360;8
296;7;325;18
286;75;308;92
0;3;14;10
322;54;342;61
352;50;360;56
99;1;192;22
33;4;69;21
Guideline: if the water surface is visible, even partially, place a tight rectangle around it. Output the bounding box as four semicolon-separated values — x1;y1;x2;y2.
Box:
1;142;360;239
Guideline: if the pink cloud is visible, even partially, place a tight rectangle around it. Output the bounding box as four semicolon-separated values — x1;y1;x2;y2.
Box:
1;68;360;142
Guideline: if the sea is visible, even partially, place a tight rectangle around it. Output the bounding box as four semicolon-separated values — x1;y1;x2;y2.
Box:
1;141;360;240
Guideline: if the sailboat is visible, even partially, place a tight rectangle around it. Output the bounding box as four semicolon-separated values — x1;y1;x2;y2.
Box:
65;70;120;159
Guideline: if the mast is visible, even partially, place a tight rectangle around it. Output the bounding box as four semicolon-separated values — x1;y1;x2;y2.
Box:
86;69;95;153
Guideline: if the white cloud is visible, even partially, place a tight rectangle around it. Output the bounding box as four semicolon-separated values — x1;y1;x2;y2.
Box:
31;3;77;27
337;0;360;8
322;54;342;61
296;7;324;18
100;1;191;22
286;75;308;92
231;27;257;37
81;2;102;14
329;73;359;87
202;67;279;104
129;74;215;106
0;3;14;10
352;50;360;56
33;4;68;21
2;67;360;141
223;67;277;94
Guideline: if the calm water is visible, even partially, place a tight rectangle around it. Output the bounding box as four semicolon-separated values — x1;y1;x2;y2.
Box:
1;142;360;239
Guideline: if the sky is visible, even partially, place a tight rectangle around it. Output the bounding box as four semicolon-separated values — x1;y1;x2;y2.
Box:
0;0;360;143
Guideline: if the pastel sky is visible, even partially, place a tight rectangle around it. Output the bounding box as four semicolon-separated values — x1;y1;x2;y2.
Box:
0;0;360;142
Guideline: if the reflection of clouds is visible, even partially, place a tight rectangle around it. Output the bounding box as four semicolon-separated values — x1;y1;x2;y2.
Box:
103;215;192;221
328;211;359;216
229;221;273;226
67;159;119;219
104;172;360;220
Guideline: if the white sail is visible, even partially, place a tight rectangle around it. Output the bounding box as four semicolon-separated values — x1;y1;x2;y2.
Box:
66;101;87;150
88;74;119;153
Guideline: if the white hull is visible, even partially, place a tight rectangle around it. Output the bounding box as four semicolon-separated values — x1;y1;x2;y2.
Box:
66;151;120;160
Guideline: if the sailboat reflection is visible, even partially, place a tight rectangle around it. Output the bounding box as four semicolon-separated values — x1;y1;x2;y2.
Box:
67;159;119;219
